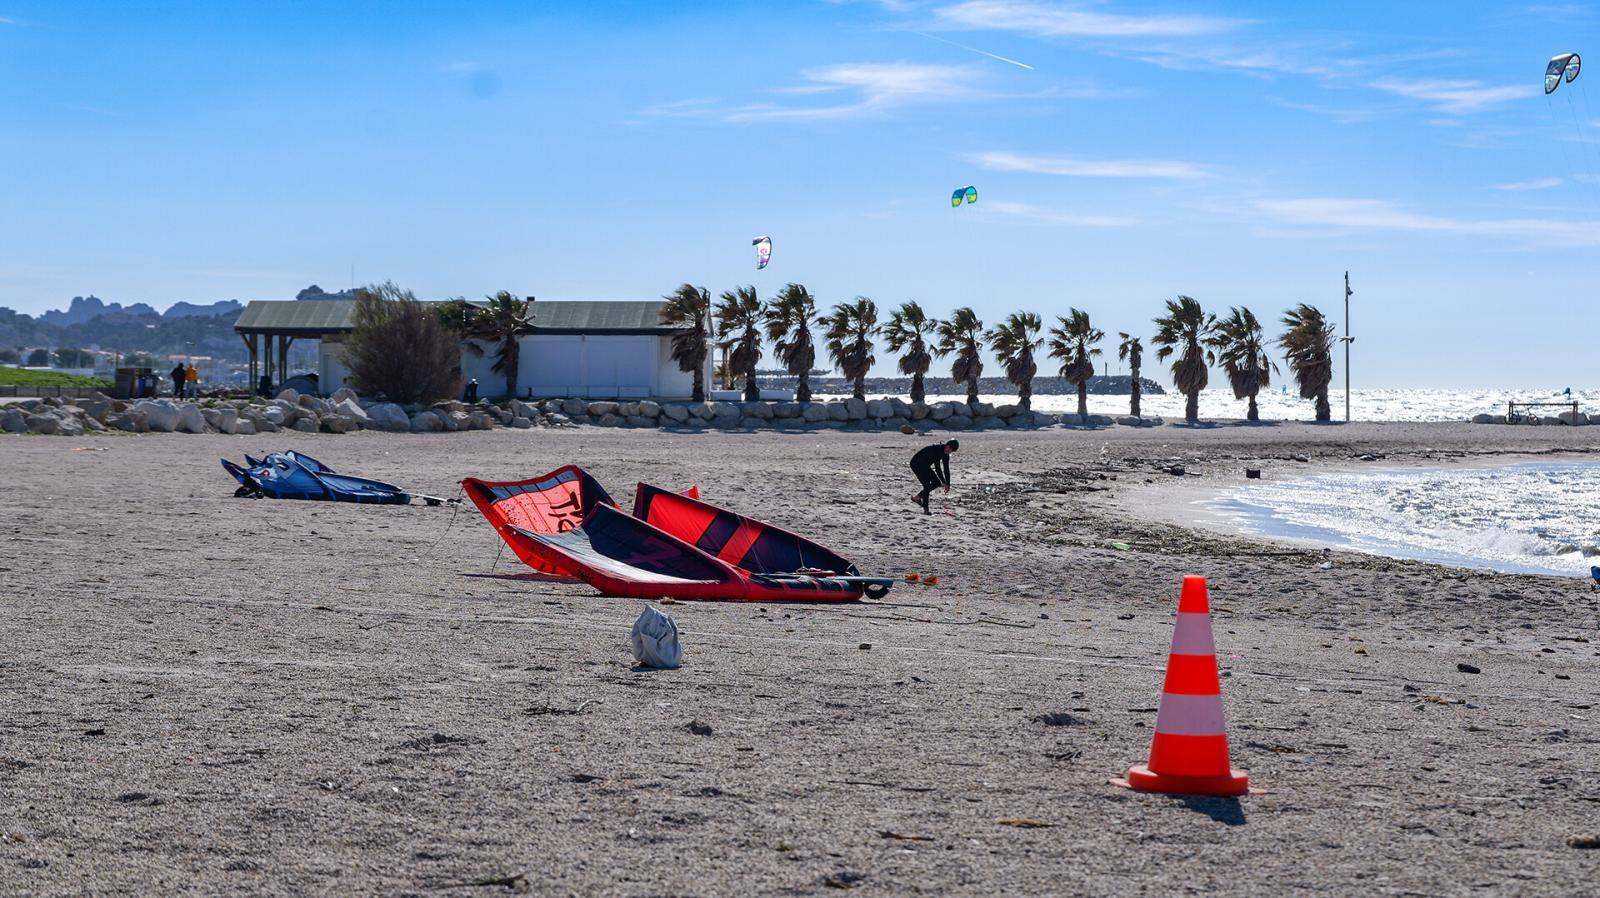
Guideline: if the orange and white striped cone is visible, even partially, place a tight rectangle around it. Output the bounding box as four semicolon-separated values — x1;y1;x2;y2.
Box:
1114;575;1250;797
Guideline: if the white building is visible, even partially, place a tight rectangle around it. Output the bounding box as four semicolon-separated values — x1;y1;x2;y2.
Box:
235;299;708;399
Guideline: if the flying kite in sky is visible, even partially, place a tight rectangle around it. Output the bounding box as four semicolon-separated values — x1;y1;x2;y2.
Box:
951;186;977;208
1547;52;1581;94
752;235;771;269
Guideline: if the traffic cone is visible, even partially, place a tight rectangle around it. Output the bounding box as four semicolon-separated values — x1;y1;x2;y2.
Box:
1115;575;1249;797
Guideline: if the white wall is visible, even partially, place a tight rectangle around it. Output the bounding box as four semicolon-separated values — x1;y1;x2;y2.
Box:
328;334;711;399
318;340;348;394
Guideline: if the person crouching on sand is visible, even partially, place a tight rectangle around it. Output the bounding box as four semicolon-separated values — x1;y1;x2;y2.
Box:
909;439;957;515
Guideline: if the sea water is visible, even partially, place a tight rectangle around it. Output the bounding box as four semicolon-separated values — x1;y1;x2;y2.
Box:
1207;462;1600;576
896;387;1595;423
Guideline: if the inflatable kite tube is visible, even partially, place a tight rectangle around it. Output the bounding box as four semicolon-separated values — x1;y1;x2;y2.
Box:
465;466;888;602
222;451;411;504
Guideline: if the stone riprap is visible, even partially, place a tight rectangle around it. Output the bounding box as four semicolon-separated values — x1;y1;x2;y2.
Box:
1;390;1170;436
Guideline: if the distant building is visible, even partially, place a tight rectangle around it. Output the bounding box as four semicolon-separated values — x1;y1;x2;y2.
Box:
233;299;706;399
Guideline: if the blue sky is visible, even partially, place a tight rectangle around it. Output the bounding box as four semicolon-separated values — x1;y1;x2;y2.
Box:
1;1;1597;387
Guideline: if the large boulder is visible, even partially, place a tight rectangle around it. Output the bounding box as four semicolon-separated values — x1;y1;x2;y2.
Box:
548;412;573;426
136;400;180;433
1559;410;1588;426
660;404;690;423
884;416;911;431
560;398;587;417
80;394;113;422
292;416;319;433
1116;415;1145;427
24;414;59;435
994;404;1022;419
867;398;894;419
0;408;25;433
801;403;830;423
637;400;662;417
625;415;657;428
176;404;208;434
709;401;741;420
845;397;868;420
216;408;239;434
596;413;624;427
329;387;359;405
334;398;369;426
275;388;299;403
945;414;971;430
510;416;533;429
742;402;774;419
909;402;929;420
366;402;410;432
970;401;995;417
588;400;620;417
510;400;540;419
828;402;849;422
409;411;444;432
320;414;356;434
234;418;257;436
772;401;803;419
927;402;953;422
1085;414;1114;427
687;402;715;421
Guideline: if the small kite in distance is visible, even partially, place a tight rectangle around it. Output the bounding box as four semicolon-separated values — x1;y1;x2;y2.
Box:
753;235;771;269
951;186;977;208
1547;52;1581;94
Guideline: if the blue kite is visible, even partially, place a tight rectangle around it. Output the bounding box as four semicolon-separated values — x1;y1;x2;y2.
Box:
221;450;454;505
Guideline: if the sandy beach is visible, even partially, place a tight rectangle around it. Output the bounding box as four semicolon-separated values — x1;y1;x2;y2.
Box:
5;422;1600;896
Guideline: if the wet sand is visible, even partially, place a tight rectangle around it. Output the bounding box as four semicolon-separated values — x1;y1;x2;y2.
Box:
4;421;1600;896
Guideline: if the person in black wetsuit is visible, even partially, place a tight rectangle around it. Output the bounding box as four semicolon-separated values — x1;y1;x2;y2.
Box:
909;439;958;515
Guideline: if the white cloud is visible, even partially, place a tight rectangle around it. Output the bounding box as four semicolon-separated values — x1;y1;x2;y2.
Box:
934;0;1239;37
1494;177;1562;191
985;200;1136;226
1369;78;1532;114
727;62;979;121
971;150;1213;180
1253;197;1600;244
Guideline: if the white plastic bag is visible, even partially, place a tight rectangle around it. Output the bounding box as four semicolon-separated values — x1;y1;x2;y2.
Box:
631;605;682;669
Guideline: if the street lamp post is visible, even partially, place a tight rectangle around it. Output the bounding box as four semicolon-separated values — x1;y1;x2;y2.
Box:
1341;272;1354;423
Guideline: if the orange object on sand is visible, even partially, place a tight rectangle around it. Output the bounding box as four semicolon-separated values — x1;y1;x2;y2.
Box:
905;573;921;583
1114;576;1250;797
923;575;939;586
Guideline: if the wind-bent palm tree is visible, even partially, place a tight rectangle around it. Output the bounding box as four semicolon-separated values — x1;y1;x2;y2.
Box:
660;283;710;402
934;307;986;405
882;301;937;403
1209;306;1277;422
764;283;819;402
1118;332;1144;418
986;312;1042;409
1152;296;1216;424
714;285;764;401
1279;303;1336;422
466;291;535;399
824;297;879;400
1048;308;1104;418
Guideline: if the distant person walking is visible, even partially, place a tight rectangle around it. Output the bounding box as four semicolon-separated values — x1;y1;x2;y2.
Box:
170;363;186;398
909;439;958;515
465;378;479;403
185;363;199;398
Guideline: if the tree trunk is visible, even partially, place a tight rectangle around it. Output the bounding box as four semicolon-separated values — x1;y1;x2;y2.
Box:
1247;393;1258;421
1077;383;1088;418
796;374;811;403
1186;390;1199;423
853;376;865;401
743;372;760;402
1019;380;1031;410
1315;388;1330;422
1130;374;1141;417
966;376;978;405
910;373;925;404
691;363;704;402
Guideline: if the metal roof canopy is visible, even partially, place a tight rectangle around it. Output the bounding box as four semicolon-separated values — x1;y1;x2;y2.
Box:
233;299;680;336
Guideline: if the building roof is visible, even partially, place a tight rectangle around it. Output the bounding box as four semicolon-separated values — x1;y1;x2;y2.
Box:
234;299;681;337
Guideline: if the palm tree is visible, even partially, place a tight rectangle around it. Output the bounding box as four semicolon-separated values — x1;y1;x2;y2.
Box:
466;291;535;399
1118;332;1144;418
1209;306;1277;422
882;301;937;403
934;307;986;405
1152;296;1216;424
660;283;710;402
714;285;764;401
824;296;879;400
1279;303;1336;421
986;312;1042;409
764;283;819;402
1047;308;1104;418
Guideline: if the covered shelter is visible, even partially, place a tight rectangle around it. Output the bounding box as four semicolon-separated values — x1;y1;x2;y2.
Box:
233;299;705;398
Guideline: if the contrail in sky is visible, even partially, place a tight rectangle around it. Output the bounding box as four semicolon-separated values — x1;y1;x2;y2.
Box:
913;31;1034;71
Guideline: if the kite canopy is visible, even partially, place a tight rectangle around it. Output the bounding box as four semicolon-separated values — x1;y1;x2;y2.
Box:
951;185;978;207
464;466;889;602
752;235;772;269
221;450;413;504
1547;52;1581;94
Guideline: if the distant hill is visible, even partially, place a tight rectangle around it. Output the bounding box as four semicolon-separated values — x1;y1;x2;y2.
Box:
164;299;243;319
296;285;356;301
39;295;159;326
